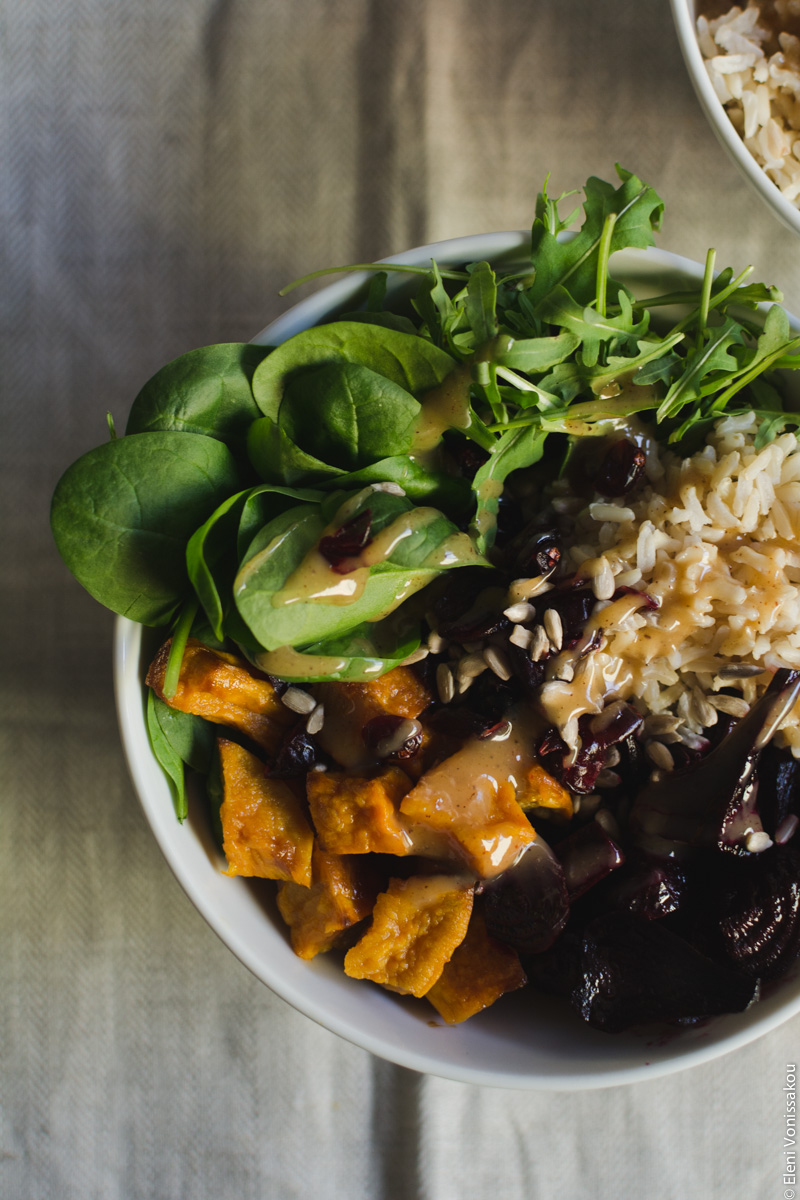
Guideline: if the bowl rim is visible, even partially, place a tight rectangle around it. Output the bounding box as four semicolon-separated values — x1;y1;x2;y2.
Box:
669;0;800;238
116;231;800;1090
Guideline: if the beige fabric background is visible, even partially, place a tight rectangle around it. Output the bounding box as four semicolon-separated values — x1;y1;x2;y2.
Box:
4;1;800;1197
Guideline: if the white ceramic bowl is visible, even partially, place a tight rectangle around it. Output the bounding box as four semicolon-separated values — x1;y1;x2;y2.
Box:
115;233;800;1089
670;0;800;238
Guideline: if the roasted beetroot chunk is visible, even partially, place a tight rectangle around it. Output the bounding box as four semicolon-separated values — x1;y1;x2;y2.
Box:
603;853;688;921
717;844;800;980
479;839;569;955
573;913;759;1033
555;819;625;900
631;669;800;855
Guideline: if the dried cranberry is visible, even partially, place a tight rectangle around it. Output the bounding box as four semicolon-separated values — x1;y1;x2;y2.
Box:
536;706;643;795
594;439;646;498
611;585;659;611
534;588;595;647
318;509;373;571
438;610;510;642
362;714;423;761
515;531;561;579
271;722;320;776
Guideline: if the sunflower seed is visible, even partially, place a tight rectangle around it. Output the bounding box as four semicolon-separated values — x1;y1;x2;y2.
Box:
436;662;455;703
282;687;317;715
427;632;446;654
401;646;429;666
306;704;325;735
509;624;533;650
745;830;773;853
543;608;563;651
483;645;512;681
646;740;674;771
529;625;550;662
503;601;536;623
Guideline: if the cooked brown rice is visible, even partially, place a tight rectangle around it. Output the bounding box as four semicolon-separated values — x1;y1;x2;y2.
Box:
540;414;800;756
698;3;800;204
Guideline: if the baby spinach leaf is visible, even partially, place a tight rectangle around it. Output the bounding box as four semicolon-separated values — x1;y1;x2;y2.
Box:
252;320;455;419
126;344;267;448
470;424;546;554
316;455;471;512
147;690;189;820
247;415;345;485
149;691;215;775
51;432;240;626
187;482;324;638
254;616;421;682
279;361;421;469
333;310;419;335
234;490;488;651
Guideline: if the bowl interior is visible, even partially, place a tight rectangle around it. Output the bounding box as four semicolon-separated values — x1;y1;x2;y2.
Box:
117;235;800;1089
669;0;800;238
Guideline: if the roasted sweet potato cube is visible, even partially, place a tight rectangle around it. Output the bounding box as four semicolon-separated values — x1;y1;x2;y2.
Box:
426;912;527;1024
306;766;413;855
344;875;473;997
219;739;313;885
314;666;432;769
401;762;536;877
515;763;573;819
277;848;378;960
148;638;294;755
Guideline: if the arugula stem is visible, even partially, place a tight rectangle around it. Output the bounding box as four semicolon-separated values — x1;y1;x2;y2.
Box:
162;599;199;701
279;262;470;297
557;186;647;293
595;212;617;318
697;248;716;347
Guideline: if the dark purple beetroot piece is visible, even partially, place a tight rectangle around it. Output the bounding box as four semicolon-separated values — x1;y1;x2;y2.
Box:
479;838;569;955
717;844;800;980
536;704;643;795
756;745;800;840
318;508;373;572
525;924;584;999
555;819;625;900
573;912;759;1033
631;669;800;855
603;853;688;920
594;438;646;498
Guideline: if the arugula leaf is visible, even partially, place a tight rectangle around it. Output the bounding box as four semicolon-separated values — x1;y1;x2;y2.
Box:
51;432;240;626
252;321;455;418
315;455;471;512
528;166;664;313
496;331;580;373
465;262;499;348
536;286;649;366
126;344;267;449
470;424;546;553
658;318;745;420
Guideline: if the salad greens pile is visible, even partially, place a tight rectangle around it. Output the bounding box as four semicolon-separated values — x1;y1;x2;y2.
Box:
52;164;800;701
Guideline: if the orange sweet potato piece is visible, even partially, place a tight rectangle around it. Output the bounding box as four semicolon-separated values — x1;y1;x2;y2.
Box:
148;638;294;755
277;848;378;960
515;763;573;819
306;765;414;855
426;912;527;1024
344;875;474;997
219;739;313;885
401;762;536;877
314;666;432;769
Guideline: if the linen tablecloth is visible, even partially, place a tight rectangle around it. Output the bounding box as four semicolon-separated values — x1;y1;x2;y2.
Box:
4;2;800;1197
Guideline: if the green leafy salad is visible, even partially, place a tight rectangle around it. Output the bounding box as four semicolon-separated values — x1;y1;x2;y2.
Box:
51;165;800;815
